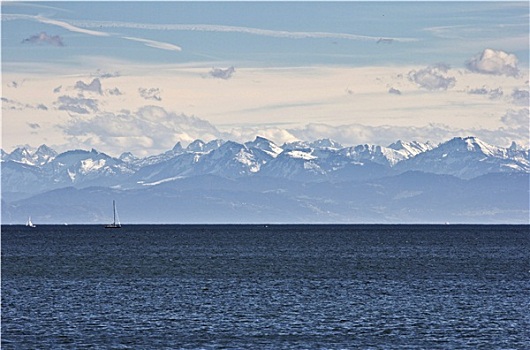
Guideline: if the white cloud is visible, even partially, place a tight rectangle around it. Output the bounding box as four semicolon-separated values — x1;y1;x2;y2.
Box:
4;14;184;54
286;123;446;147
34;15;110;37
226;127;298;146
122;36;182;52
284;121;529;149
466;49;520;77
3;64;529;155
408;65;456;91
70;20;418;43
61;106;222;156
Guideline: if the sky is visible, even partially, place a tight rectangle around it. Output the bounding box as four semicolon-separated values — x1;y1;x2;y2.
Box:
1;1;529;157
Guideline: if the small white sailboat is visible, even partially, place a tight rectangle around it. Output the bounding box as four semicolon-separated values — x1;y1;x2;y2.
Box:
26;216;36;228
105;200;121;229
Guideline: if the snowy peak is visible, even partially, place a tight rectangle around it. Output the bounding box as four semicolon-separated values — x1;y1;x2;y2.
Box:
341;144;402;166
34;144;58;163
5;147;33;164
284;149;317;160
388;140;434;157
186;139;224;153
2;136;529;194
186;139;206;152
398;136;530;178
282;140;310;151
119;152;138;163
310;139;343;150
172;142;184;153
282;138;343;151
50;148;133;184
259;148;325;181
442;136;503;157
3;144;57;166
245;136;283;158
192;141;263;177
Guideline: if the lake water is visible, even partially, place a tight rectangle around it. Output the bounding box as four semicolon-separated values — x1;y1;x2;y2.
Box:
2;224;529;349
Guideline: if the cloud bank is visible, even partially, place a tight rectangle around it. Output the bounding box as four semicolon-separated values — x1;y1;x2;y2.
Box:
62;106;222;156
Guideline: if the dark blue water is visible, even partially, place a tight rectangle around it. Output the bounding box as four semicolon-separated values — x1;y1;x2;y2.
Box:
2;225;529;349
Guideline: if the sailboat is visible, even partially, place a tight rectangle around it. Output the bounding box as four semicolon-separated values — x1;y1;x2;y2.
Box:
105;200;122;229
26;216;36;228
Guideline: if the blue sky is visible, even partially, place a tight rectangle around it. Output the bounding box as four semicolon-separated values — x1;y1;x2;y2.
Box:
2;1;529;156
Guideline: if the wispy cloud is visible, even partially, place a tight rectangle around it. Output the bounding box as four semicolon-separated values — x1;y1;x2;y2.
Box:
467;86;504;100
34;15;110;37
4;14;181;53
2;14;110;37
56;96;99;114
1;97;48;111
91;70;120;79
22;32;64;46
122;36;182;52
70;20;418;43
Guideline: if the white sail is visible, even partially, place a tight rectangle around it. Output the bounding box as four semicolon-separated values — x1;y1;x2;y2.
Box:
26;217;36;228
105;200;122;228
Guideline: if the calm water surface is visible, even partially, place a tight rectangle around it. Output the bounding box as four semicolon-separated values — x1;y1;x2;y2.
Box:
2;225;529;349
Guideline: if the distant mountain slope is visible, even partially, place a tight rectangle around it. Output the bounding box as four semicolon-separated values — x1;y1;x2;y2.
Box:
2;172;527;224
2;136;529;224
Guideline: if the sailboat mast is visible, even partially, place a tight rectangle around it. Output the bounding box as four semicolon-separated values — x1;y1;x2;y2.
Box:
113;200;116;225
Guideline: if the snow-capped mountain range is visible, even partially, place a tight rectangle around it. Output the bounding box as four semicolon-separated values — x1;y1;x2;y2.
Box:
2;136;529;224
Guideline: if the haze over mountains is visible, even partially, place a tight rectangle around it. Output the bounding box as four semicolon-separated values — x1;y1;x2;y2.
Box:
2;136;529;224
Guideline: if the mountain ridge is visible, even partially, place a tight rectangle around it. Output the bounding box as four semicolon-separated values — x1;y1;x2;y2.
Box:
2;136;529;224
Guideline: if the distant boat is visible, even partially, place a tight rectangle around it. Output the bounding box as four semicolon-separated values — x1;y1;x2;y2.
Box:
105;200;122;229
26;216;36;228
